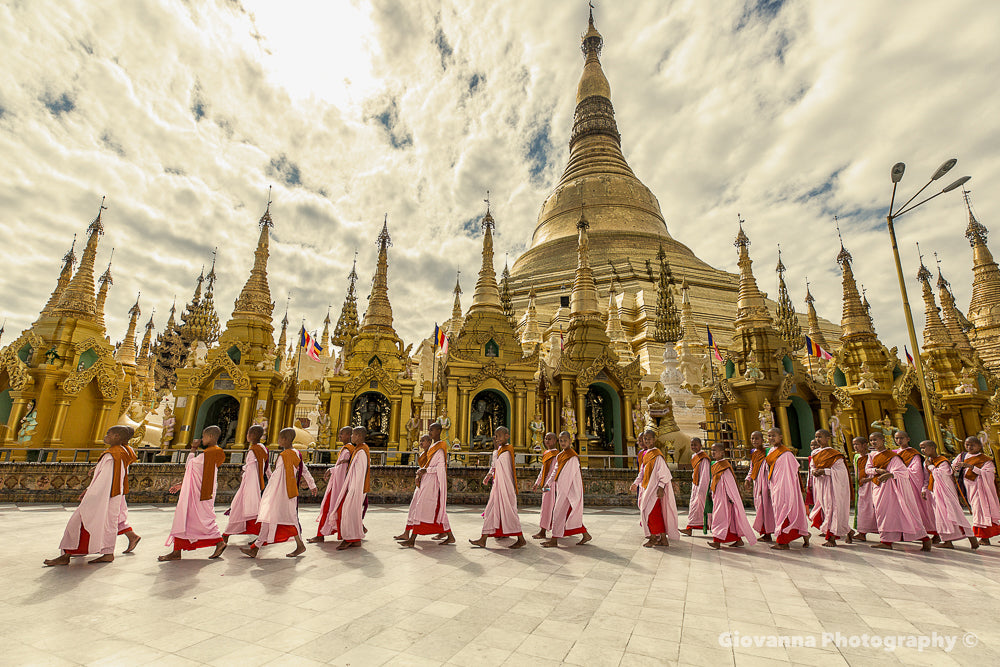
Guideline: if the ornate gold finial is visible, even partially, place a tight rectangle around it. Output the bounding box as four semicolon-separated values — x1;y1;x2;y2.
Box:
360;215;395;332
332;254;361;345
231;194;276;324
835;220;874;340
138;308;156;361
51;197;108;323
802;277;828;349
732;215;772;330
965;189;988;246
116;292;142;365
500;263;516;330
469;196;503;313
775;244;803;349
653;244;681;342
450;269;464;325
916;245;950;349
40;234;80;318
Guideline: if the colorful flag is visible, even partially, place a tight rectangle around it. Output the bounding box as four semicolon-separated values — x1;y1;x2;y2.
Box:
300;328;322;362
804;335;833;361
433;324;440;348
706;326;723;362
904;346;914;366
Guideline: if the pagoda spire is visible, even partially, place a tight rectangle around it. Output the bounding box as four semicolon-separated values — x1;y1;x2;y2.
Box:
774;245;803;349
679;276;701;344
138;310;155;361
733;216;773;331
964;190;1000;334
52;198;106;322
116;293;141;365
230;194;275;324
569;206;600;319
468;196;503;314
916;248;950;350
451;270;463;320
935;256;974;353
321;307;332;356
652;244;681;343
40;234;77;318
520;287;542;353
500;260;516;331
606;279;634;362
860;284;876;334
277;300;290;354
333;254;360;346
360;215;394;332
803;280;828;350
836;227;875;340
95;249;114;328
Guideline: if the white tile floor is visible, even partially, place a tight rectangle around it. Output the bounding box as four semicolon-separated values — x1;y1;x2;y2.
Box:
4;504;1000;666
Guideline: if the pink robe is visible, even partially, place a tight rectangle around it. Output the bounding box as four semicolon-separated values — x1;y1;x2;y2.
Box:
866;451;927;543
480;447;522;537
255;450;316;547
686;454;711;528
745;451;774;536
333;446;369;542
711;465;757;545
535;452;558;531
223;445;270;536
767;447;810;545
808;453;851;539
546;453;586;538
924;458;974;542
316;445;352;537
854;454;878;534
636;454;680;540
406;443;452;535
58;451;131;555
898;449;937;535
165;450;223;550
959;455;1000;539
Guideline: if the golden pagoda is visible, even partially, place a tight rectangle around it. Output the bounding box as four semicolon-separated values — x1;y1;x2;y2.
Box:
318;217;417;457
172;198;294;449
964;191;1000;374
438;202;539;454
0;200;133;452
508;9;840;377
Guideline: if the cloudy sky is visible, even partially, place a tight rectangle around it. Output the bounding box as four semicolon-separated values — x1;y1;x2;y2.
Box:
1;0;998;358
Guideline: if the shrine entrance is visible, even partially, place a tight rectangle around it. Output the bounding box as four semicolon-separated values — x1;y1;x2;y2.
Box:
470;389;509;450
195;394;240;445
585;382;622;465
351;392;390;447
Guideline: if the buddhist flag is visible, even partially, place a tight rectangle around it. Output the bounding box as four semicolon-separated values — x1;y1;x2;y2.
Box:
804;335;833;360
300;328;322;362
706;326;723;362
904;345;914;366
434;324;449;355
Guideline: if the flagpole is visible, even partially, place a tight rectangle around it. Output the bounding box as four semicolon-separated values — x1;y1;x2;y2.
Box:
295;321;305;384
430;325;439;425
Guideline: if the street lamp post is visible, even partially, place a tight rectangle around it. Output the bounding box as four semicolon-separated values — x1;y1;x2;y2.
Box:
885;159;970;448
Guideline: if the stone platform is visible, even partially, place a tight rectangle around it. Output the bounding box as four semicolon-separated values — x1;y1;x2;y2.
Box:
5;504;1000;666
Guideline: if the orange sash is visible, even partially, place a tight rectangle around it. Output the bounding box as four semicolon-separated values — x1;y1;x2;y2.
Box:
926;455;949;492
351;443;372;493
765;445;793;481
104;444;138;497
897;447;920;467
425;441;448;467
748;448;766;482
690;451;710;486
540;449;558;482
498;444;517;491
200;445;226;501
710;459;732;494
642;449;665;488
417;450;429;468
279;449;301;499
554;448;579;482
870;450;898;486
811;448;846;469
249;443;269;491
963;454;992;481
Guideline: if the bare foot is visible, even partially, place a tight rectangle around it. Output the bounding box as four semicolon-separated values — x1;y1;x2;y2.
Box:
123;533;141;554
393;532;410;541
871;542;892;550
931;534;942;544
759;534;773;543
437;533;456;545
43;554;71;567
981;538;991;547
657;535;670;548
770;544;790;550
509;535;527;549
158;551;181;561
731;538;744;548
400;537;416;548
286;544;306;558
307;535;325;544
802;534;810;548
680;527;693;537
920;539;932;552
970;537;980;550
89;554;114;564
846;531;854;545
209;542;227;560
337;541;360;551
855;533;867;542
434;533;448;540
239;545;258;559
642;537;657;548
469;536;488;548
822;539;837;547
935;541;955;549
531;530;546;539
577;532;592;546
540;539;558;548
708;541;721;550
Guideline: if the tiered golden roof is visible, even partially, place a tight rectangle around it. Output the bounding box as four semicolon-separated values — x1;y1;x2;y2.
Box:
94;252;114;328
652;245;681;344
50;203;104;322
936;262;974;353
803;281;829;349
733;219;774;331
774;247;803;350
231;204;275;324
837;241;876;340
38;235;76;320
964;191;1000;372
331;257;360;347
115;294;142;365
360;217;394;333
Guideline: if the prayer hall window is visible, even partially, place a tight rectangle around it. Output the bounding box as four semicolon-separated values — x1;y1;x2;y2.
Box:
76;347;98;371
226;346;241;364
484;339;499;358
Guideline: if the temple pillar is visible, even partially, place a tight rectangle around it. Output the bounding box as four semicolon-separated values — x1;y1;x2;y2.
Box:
269;396;285;443
514;389;526;448
776;401;793;451
3;395;30;445
93;400;117;447
818;404;830;432
733;405;748;452
458;387;470;446
176;395;198;448
623;393;634;451
340;394;352;430
233;393;252;449
389;397;402;447
43;398;72;447
576;388;588;465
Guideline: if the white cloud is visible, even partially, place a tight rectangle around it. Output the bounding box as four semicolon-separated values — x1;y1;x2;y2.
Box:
0;0;997;360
